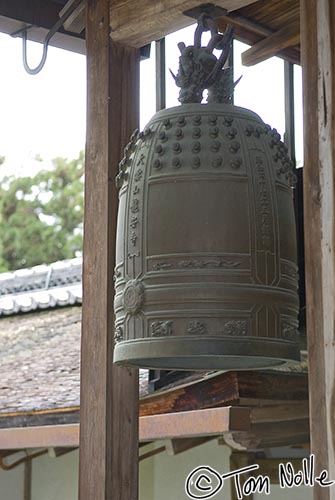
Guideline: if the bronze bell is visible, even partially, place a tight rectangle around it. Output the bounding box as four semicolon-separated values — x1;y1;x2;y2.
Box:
113;16;299;370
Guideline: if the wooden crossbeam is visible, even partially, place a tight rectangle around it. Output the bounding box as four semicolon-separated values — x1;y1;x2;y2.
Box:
0;402;310;451
241;18;300;66
59;0;86;33
216;15;300;66
139;407;251;442
140;371;308;417
164;437;214;455
109;0;260;47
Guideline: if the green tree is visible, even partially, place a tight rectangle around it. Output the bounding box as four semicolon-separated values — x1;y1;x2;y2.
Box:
0;152;84;271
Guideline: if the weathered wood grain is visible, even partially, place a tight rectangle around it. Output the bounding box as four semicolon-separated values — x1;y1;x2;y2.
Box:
109;0;260;47
301;1;335;499
139;407;251;441
79;1;139;500
242;18;300;66
216;14;300;65
140;371;308;416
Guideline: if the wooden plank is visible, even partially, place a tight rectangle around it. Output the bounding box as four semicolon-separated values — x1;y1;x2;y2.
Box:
301;1;335;499
59;0;86;33
250;401;309;423
237;371;308;401
0;409;80;429
284;61;296;163
24;461;32;500
225;419;310;450
79;1;140;500
0;424;79;450
241;18;300;66
216;13;301;65
0;409;248;448
221;0;259;11
109;0;260;48
140;371;240;416
140;371;308;417
164;437;213;455
238;0;299;31
155;38;166;112
139;407;251;441
0;403;310;451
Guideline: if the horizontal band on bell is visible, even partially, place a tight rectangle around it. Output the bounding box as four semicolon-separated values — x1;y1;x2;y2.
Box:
113;336;301;371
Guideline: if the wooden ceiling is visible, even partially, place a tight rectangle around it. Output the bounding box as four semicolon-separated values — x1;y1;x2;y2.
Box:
109;0;301;65
218;0;300;65
0;0;300;64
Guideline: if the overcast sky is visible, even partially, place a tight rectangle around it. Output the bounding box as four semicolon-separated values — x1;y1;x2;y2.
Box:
0;26;303;178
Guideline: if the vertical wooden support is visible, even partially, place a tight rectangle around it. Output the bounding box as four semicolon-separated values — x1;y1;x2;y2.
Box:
24;461;32;500
79;1;140;500
301;1;335;498
284;60;296;165
155;38;166;111
230;452;254;500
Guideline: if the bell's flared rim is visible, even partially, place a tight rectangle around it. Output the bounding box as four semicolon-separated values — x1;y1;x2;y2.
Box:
113;336;301;371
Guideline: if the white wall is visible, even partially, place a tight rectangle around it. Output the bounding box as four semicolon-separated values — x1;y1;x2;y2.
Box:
0;442;315;500
0;464;23;500
140;440;232;500
0;449;79;500
32;449;79;500
140;441;314;500
255;484;313;500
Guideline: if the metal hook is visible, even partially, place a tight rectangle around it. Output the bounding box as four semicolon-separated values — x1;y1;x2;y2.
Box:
11;0;85;75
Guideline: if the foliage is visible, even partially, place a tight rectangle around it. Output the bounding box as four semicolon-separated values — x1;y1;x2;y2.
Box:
0;152;84;271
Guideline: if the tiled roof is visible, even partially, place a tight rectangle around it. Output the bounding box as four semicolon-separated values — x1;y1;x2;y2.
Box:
0;307;82;415
0;259;149;424
0;258;82;316
0;306;149;420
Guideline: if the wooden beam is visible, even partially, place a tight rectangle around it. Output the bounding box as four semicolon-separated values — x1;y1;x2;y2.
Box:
59;0;85;34
164;437;213;455
224;419;310;450
216;15;301;66
79;1;140;500
155;38;166;112
140;407;251;441
250;401;309;424
109;0;260;48
0;410;238;449
0;403;309;451
24;461;32;500
301;0;335;498
223;402;310;450
0;424;79;450
284;61;296;163
230;452;254;500
140;371;308;417
241;18;300;66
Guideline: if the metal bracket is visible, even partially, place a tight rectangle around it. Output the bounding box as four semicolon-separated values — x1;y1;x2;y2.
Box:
11;0;85;75
183;3;229;21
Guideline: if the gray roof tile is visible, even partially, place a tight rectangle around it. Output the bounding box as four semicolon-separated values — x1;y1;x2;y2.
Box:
0;258;83;316
0;306;149;416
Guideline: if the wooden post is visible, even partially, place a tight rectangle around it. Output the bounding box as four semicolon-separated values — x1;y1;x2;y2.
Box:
79;1;140;500
301;1;335;498
230;452;254;500
24;461;32;500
